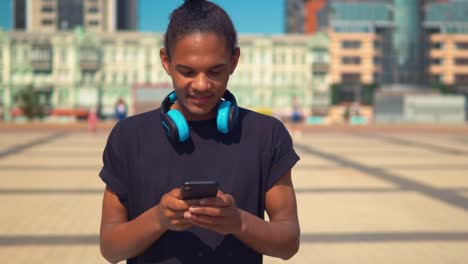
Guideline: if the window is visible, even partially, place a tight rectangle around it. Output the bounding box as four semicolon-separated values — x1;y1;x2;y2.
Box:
456;42;468;50
88;20;99;26
341;73;361;83
342;56;361;65
88;6;99;13
431;42;442;49
455;74;468;84
374;41;381;49
373;57;381;64
431;58;443;65
341;41;361;49
41;19;54;26
41;6;54;13
455;58;468;65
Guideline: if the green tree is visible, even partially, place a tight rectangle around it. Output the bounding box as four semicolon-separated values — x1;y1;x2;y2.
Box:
17;85;45;120
361;83;378;106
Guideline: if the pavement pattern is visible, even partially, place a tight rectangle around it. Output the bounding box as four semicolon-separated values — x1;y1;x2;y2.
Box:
0;124;467;263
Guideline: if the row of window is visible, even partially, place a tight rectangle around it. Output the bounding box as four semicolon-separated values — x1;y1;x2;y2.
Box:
340;56;381;65
41;5;99;14
430;74;468;84
41;19;100;27
340;41;381;49
431;42;468;50
430;58;468;65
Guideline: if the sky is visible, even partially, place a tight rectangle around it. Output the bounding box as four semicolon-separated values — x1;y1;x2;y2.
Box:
0;0;285;34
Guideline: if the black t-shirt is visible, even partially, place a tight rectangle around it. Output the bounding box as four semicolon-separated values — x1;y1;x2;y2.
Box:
99;107;300;264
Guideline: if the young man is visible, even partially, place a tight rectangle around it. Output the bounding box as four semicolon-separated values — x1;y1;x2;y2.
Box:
99;1;300;263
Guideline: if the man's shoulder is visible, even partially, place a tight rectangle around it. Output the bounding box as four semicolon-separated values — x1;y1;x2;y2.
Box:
112;108;161;135
239;107;283;127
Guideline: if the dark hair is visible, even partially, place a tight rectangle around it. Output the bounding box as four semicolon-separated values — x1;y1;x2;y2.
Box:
164;0;238;59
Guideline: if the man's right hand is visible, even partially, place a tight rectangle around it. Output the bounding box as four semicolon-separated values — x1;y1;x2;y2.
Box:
155;188;197;232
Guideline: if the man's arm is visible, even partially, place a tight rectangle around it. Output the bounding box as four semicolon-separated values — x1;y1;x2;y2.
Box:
235;170;300;259
184;170;300;260
100;186;193;263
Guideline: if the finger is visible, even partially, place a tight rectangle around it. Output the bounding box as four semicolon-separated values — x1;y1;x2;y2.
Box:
184;212;222;226
188;206;229;217
163;209;188;219
199;196;229;207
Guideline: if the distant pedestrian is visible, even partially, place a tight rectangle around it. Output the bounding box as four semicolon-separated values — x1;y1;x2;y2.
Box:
114;98;127;122
290;96;303;138
87;106;97;133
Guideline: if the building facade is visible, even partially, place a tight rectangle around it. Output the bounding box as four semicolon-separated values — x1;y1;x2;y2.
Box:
329;1;393;87
425;1;468;92
12;0;137;32
286;0;328;34
0;30;330;121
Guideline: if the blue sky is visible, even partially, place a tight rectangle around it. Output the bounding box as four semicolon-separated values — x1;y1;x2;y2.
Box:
0;0;284;34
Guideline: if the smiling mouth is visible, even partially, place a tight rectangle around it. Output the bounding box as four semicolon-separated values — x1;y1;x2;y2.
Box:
190;95;212;105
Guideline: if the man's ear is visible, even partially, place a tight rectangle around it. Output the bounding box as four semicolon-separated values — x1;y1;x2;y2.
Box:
160;48;171;75
230;47;240;74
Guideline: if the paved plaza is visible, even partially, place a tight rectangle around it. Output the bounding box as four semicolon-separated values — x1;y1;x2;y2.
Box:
0;124;468;263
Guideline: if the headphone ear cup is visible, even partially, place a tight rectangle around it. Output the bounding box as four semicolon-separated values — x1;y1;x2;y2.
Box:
217;100;232;134
228;103;238;132
167;109;190;142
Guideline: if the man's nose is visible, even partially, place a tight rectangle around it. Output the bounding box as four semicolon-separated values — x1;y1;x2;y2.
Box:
192;73;210;91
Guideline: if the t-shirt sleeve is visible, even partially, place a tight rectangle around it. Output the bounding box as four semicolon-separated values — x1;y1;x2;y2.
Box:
99;123;129;208
266;120;300;190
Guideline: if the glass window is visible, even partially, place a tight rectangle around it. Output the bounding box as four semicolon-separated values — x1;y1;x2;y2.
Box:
431;42;442;49
88;6;99;13
456;42;468;50
341;73;361;83
341;40;361;49
455;74;468;84
41;6;54;13
455;58;468;65
431;58;443;65
41;19;54;26
88;20;99;26
342;56;361;65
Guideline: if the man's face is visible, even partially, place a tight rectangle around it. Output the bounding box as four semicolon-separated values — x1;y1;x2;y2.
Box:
161;33;240;121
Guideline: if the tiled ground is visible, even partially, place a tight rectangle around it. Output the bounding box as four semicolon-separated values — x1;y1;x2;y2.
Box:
0;127;467;263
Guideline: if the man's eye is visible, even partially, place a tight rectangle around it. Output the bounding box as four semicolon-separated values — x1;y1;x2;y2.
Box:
180;71;194;76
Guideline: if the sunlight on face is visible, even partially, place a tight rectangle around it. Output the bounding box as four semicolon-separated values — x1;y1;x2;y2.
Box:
161;33;240;121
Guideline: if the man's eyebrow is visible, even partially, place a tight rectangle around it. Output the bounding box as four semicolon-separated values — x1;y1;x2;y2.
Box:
175;64;227;70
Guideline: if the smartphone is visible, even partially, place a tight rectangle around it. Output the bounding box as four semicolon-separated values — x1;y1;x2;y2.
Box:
180;181;219;200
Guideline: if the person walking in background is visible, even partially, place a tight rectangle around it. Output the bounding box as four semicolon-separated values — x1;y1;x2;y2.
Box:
98;0;300;263
290;96;304;138
87;106;98;133
114;98;127;122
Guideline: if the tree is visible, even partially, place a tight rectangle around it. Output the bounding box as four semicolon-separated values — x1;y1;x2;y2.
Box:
17;85;45;120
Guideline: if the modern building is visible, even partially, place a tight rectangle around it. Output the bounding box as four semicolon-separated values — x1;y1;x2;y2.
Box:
0;29;330;121
12;0;137;32
329;1;394;89
424;0;468;93
285;0;327;34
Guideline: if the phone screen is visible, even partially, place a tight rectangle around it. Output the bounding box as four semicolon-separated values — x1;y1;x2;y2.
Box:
180;181;218;200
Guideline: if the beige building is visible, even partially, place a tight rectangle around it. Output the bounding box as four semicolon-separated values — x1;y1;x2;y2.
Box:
428;34;468;86
14;0;136;33
329;31;382;85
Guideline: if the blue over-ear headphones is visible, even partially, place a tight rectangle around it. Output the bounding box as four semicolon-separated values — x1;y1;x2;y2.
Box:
160;90;238;142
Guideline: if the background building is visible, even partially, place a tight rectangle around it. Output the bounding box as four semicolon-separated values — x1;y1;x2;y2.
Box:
286;0;328;34
0;30;330;121
12;0;137;32
424;0;468;94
